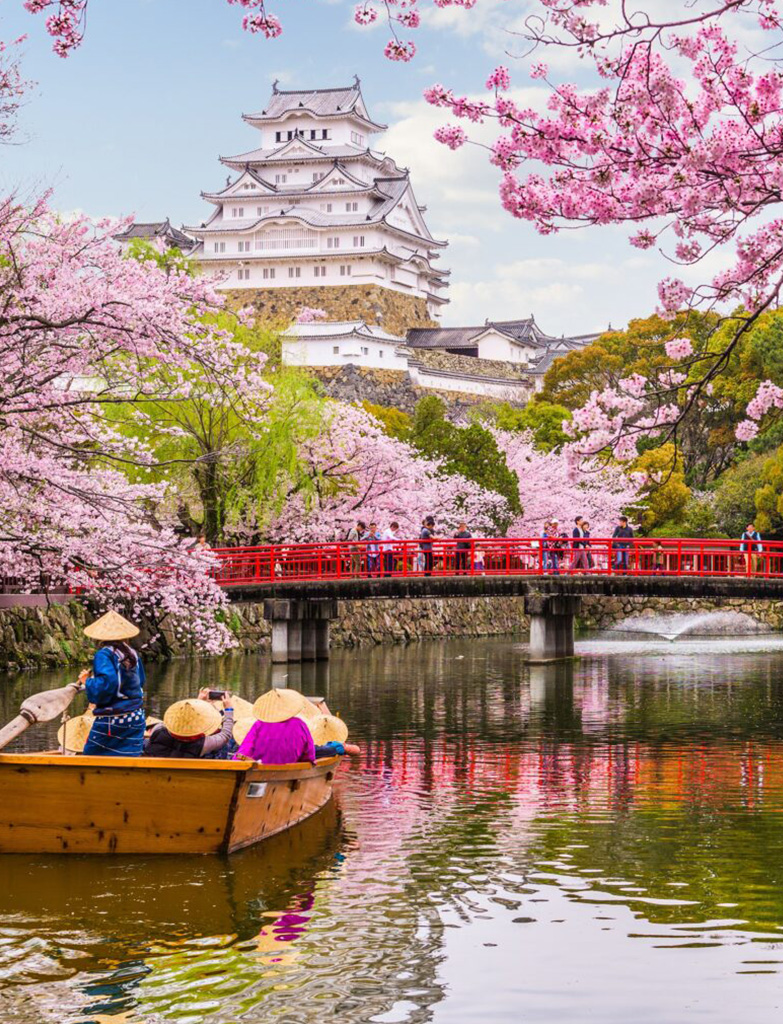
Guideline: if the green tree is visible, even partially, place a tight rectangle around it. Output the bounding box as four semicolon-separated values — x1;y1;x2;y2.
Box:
478;400;571;451
362;401;412;441
633;444;691;532
711;456;767;537
754;448;783;536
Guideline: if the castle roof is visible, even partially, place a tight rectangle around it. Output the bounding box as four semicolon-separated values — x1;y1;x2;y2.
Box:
243;79;386;132
406;318;600;351
113;219;195;251
220;142;400;172
284;319;404;343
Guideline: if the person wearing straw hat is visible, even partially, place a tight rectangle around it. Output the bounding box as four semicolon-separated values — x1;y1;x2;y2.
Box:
145;696;235;759
235;688;318;765
81;611;146;757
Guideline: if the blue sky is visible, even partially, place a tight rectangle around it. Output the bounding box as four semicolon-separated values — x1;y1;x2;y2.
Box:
0;0;675;333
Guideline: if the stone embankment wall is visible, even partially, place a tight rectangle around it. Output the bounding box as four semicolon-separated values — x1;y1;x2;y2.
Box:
310;364;485;416
577;594;783;631
2;594;783;670
224;285;435;337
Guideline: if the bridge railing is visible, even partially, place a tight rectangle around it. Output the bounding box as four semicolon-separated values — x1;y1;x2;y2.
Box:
208;536;783;586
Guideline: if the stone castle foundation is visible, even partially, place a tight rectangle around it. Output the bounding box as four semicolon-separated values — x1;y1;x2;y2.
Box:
224;284;436;337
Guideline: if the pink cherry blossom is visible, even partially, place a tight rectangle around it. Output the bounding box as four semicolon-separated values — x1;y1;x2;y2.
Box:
664;338;694;361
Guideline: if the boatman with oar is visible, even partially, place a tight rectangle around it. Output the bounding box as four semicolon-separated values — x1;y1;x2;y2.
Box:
80;611;146;757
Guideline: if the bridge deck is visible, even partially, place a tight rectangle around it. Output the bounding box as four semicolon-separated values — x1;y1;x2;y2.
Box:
224;574;783;602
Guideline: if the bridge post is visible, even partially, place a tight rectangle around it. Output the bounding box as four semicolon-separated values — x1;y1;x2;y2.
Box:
525;592;581;662
264;598;338;663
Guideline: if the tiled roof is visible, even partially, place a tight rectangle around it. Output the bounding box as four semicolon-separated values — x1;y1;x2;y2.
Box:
285;320;404;343
243;81;386;130
114;219;195;250
407;318;599;351
221;144;394;168
405;326;487;350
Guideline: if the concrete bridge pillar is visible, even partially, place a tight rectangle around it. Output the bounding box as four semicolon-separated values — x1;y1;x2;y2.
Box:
264;599;338;663
525;593;581;662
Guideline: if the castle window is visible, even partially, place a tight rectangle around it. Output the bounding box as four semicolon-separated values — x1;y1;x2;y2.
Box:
379;350;384;358
353;235;365;247
327;237;340;249
257;206;268;216
321;129;331;140
213;241;225;253
238;240;251;253
314;266;326;278
311;130;318;140
237;268;250;281
288;266;301;278
320;203;332;213
275;131;283;142
275;174;287;184
361;347;369;356
345;202;358;212
333;346;339;355
351;131;364;146
263;268;276;280
313;172;321;182
232;207;244;218
340;265;352;277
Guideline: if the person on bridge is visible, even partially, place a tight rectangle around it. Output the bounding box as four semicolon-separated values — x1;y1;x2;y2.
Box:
347;520;367;577
580;521;594;570
612;516;634;573
81;611;146;757
571;516;589;572
420;516;435;576
740;523;763;575
366;523;381;577
454;521;472;574
381;521;402;577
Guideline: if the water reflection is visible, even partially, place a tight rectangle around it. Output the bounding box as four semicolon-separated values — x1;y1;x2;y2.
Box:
2;638;783;1022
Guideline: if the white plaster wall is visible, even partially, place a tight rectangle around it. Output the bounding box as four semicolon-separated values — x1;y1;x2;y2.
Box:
283;338;408;369
477;332;534;365
408;364;532;402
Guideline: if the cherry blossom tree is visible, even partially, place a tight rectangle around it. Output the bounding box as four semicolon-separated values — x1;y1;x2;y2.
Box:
493;430;641;536
0;196;274;652
268;402;511;541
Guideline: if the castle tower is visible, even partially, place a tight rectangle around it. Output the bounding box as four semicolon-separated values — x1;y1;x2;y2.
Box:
186;78;449;334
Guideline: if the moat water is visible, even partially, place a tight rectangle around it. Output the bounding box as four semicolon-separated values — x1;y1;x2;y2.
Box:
2;634;783;1023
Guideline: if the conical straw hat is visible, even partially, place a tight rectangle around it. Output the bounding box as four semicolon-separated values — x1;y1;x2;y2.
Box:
230;696;254;720
233;716;257;746
145;715;162;729
253;688;308;723
57;712;95;753
164;699;222;739
306;714;348;745
297;698;320;721
210;694;254;720
84;610;139;641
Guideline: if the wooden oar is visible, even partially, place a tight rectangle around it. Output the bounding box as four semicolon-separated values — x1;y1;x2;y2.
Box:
0;676;87;752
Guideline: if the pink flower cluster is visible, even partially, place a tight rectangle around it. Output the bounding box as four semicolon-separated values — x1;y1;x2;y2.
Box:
296;306;328;323
268;403;510;541
434;124;468;150
664;337;694;361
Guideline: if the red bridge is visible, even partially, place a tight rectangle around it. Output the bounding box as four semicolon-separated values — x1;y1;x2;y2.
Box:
210;537;783;664
211;536;781;587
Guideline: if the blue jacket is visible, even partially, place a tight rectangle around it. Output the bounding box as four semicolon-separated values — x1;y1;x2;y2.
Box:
86;645;145;716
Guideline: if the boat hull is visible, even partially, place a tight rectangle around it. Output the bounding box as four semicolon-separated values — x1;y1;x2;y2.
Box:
0;753;340;855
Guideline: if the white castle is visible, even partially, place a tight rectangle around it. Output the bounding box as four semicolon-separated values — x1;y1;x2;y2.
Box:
184;78;449;320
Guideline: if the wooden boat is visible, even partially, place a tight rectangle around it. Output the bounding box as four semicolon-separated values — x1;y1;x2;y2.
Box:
0;751;340;855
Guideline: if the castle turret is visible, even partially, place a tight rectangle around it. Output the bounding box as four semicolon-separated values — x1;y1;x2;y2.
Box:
186;80;449;332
